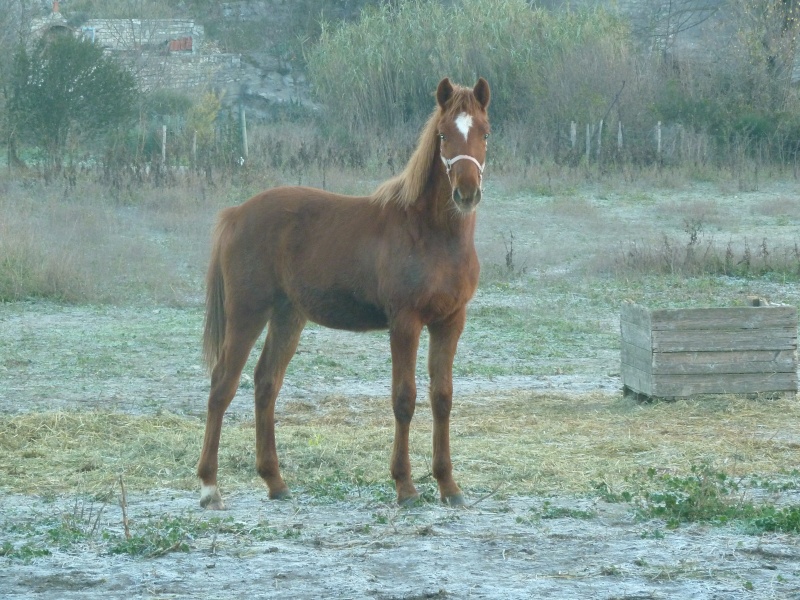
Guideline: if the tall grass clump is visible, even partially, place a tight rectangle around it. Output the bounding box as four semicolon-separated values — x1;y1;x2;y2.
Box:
307;0;648;160
0;180;218;305
603;233;800;281
0;185;88;302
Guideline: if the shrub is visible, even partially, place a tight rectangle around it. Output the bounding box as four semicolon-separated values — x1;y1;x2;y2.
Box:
306;0;647;161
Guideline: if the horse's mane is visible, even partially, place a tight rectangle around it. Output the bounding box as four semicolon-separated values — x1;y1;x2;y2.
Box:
372;85;482;208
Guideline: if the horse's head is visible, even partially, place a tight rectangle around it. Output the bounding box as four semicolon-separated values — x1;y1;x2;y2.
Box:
436;77;491;213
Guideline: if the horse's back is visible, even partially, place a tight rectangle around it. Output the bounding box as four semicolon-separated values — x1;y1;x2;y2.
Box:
217;186;391;330
220;185;378;258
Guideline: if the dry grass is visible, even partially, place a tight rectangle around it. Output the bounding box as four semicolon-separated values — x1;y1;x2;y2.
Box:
1;392;797;501
0;180;219;304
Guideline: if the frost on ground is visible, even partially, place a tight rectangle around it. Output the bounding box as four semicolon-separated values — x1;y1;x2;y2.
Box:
2;304;799;599
4;490;799;600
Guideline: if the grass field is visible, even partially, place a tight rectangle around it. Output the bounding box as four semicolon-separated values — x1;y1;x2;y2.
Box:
1;167;800;598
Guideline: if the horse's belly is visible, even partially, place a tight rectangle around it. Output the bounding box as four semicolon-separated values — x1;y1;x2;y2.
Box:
300;289;388;331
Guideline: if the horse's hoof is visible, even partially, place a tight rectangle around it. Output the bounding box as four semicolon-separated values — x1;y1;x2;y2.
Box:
398;493;420;507
443;493;465;507
269;488;292;501
200;486;225;510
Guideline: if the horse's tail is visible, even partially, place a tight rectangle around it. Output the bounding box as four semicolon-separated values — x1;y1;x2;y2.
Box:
202;213;230;372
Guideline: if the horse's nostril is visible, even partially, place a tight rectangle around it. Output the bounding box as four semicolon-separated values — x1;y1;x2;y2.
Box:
453;186;481;211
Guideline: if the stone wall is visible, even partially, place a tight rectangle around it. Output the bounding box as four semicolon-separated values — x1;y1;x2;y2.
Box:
81;19;205;54
127;52;242;93
77;16;311;111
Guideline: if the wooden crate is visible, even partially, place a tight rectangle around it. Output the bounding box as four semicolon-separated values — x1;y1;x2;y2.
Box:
620;302;797;399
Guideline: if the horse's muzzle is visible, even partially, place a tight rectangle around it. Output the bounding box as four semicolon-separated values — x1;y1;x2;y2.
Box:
453;185;482;212
441;153;484;213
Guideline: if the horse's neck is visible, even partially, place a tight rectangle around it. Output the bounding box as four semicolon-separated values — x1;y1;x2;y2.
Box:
419;167;475;238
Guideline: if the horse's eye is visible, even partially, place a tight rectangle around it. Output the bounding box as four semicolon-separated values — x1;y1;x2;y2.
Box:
484;133;490;140
439;134;446;141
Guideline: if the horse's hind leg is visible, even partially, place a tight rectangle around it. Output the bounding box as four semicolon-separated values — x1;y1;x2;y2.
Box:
253;302;306;500
428;309;466;506
198;311;268;510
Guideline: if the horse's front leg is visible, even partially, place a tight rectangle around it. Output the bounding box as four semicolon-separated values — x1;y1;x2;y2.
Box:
389;315;423;505
428;309;466;506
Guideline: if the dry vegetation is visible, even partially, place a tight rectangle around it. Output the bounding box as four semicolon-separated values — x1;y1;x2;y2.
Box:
1;392;798;501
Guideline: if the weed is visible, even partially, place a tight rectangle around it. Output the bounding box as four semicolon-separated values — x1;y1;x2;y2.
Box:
596;465;800;534
503;231;527;278
108;515;195;558
301;470;396;504
605;216;800;280
639;529;665;540
283;526;302;539
640;465;738;528
0;542;51;561
591;480;633;504
516;501;596;524
539;501;596;520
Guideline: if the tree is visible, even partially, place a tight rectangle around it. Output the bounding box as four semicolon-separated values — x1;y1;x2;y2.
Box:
186;90;222;149
630;0;721;59
8;33;138;173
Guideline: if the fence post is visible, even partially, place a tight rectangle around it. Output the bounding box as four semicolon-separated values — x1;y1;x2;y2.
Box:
570;121;577;149
617;121;623;151
239;101;248;163
192;130;197;171
597;119;603;160
586;123;591;162
161;125;167;167
656;121;662;161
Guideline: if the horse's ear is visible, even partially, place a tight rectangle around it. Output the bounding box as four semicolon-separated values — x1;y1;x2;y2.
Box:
437;77;454;108
473;77;490;110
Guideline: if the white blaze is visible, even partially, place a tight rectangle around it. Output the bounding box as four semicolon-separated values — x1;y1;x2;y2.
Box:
455;112;473;141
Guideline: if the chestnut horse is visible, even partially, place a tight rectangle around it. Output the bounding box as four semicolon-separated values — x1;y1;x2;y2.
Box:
197;77;491;509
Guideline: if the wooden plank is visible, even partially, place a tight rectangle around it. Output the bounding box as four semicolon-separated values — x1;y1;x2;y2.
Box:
621;362;652;395
651;349;797;375
620;303;652;329
620;320;652;352
649;306;797;331
621;344;654;374
652;328;797;353
651;371;797;397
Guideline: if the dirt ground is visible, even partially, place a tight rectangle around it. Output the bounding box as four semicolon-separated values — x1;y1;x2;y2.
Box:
4;488;799;600
2;302;799;599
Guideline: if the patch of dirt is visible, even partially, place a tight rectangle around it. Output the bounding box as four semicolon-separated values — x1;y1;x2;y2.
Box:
3;490;798;599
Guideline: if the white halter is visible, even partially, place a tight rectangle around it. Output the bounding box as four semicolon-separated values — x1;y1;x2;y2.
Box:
440;153;485;189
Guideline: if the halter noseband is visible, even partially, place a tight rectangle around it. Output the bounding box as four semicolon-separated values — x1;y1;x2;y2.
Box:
440;153;485;189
